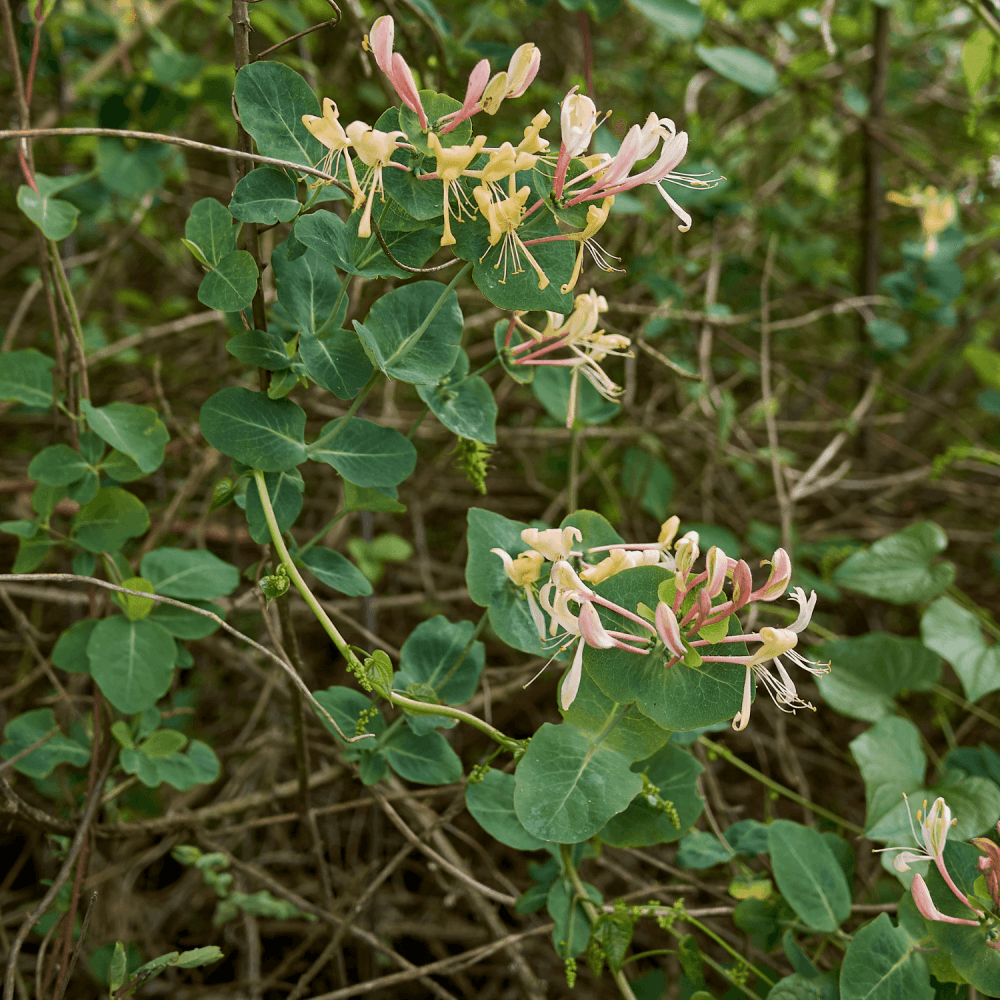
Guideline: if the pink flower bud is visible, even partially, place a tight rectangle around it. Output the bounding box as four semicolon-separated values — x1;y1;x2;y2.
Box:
579;601;615;650
654;602;685;659
705;546;728;599
731;560;753;609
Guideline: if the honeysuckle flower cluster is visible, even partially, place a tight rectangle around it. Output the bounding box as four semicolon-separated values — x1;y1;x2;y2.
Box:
301;15;720;295
504;290;630;426
492;518;829;722
887;185;957;258
879;798;1000;949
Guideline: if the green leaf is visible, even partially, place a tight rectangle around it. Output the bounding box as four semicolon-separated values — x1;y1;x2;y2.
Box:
962;28;995;97
726;819;771;857
28;445;90;486
81;401;169;474
696;45;779;94
599;743;705;848
621;448;674;521
380;721;463;785
1;519;39;539
138;728;188;758
867;319;909;352
116;576;156;621
816;634;942;722
243;468;304;544
394;616;485;734
72;487;149;552
200;387;307;472
561;668;669;763
452;210;575;313
87;616;176;713
416;352;498;444
17;180;80;240
964;344;1000;390
465;770;547;850
768;820;851;932
298;330;373;400
629;0;704;39
146;599;224;639
271;243;347;337
102;450;147;483
832;522;956;605
675;830;736;868
312;686;385;762
0;349;54;407
96;140;166;197
11;532;53;572
308;417;416;487
343;480;406;513
548;877;602;957
294;209;442;279
921;597;1000;703
234;61;323;167
298;546;373;597
532;365;621;426
108;941;128;993
769;973;840;1000
229;167;301;224
197;250;258;312
52;619;99;674
185;198;239;267
153;740;221;791
850;717;926;838
562;510;624;551
0;708;90;778
514;722;643;842
353;281;464;385
840;913;933;1000
226;328;292;370
583;566;747;731
140;548;240;600
465;507;548;656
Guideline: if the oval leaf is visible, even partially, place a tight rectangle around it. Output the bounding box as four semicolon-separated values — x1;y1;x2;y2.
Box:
197;249;258;312
87;616;176;714
696;45;779;94
200;387;306;472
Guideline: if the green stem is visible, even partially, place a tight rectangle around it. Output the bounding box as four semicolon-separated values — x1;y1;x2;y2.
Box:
253;470;362;669
682;915;773;987
254;471;519;751
48;240;89;403
298;509;351;555
697;736;864;835
932;684;1000;732
467;356;502;380
568;426;580;512
560;844;638;1000
407;404;430;440
307;370;380;452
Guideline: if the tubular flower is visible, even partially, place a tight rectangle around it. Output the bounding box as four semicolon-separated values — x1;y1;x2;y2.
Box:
364;16;428;130
752;548;792;601
438;59;491;132
705;546;729;599
560;86;599;158
972;825;1000;909
517;110;551;155
873;795;985;918
440;44;540;132
580;547;660;585
427;132;488;246
521;526;582;562
887;186;957;257
465;142;538;193
345;122;408;238
491;547;546;639
558;196;620;294
673;531;700;589
507;290;628;427
301;99;363;205
473;180;550;289
911;874;982;927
